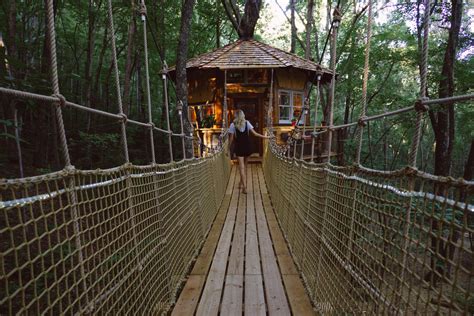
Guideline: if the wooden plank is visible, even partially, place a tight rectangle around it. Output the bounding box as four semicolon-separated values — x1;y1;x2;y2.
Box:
245;163;260;275
173;167;237;315
226;178;246;275
253;165;291;315
282;275;315;316
226;164;238;195
277;254;299;275
258;166;315;315
256;165;268;194
171;275;206;316
221;174;246;314
244;166;266;315
191;166;237;276
261;193;288;256
244;275;266;315
195;167;240;316
220;275;243;315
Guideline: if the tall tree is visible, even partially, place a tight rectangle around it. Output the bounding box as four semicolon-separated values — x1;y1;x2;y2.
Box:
429;0;463;177
176;0;196;156
122;0;137;116
290;0;296;53
221;0;263;39
305;0;314;59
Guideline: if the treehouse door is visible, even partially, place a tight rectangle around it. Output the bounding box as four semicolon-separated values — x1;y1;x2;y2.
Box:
233;97;262;156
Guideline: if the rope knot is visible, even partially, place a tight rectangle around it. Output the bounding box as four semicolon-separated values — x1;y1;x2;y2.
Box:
414;98;429;112
139;4;147;17
63;165;76;175
405;166;418;176
148;122;156;130
52;93;66;108
358;116;368;127
119;113;128;124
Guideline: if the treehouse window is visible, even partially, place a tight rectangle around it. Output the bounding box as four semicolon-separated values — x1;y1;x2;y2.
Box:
278;90;303;124
228;70;245;83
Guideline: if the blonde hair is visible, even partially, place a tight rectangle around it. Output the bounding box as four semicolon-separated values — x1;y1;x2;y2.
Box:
233;110;246;130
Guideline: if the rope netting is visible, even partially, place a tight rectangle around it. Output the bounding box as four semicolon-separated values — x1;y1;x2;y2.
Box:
0;154;230;314
1;0;231;314
263;144;473;314
263;1;473;313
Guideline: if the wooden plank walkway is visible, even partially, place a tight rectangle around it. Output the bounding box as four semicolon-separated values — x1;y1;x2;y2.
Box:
172;164;315;315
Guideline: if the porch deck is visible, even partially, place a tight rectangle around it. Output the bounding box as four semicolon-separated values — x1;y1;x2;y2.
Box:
171;164;314;315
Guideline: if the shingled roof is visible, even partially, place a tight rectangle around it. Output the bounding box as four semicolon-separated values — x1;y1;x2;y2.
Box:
172;39;332;75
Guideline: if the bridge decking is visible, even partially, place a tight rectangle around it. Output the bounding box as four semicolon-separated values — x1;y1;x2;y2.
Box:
172;164;314;315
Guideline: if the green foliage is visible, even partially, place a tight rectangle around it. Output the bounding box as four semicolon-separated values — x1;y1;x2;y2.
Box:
0;0;472;177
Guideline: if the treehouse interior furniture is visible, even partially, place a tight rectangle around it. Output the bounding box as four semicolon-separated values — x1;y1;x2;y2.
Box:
169;39;334;158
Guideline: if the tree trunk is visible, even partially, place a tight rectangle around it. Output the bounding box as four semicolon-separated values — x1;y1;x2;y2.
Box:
216;2;221;48
463;140;474;252
122;0;137;116
221;0;262;39
429;0;462;177
290;0;296;53
6;0;18;77
425;0;463;285
85;0;97;131
176;0;196;156
305;0;314;60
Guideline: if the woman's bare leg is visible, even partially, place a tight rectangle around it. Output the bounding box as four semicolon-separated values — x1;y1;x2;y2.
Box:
237;156;247;193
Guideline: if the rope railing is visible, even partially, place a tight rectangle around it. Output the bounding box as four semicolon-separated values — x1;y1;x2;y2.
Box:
263;145;473;314
0;1;231;314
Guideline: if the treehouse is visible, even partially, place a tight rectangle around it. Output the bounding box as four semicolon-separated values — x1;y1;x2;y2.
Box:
169;39;333;156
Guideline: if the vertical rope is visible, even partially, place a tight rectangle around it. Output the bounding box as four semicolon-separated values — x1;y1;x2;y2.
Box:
106;3;141;300
45;0;71;167
178;102;186;160
139;2;156;164
409;0;430;167
300;101;308;159
45;0;89;309
162;65;174;162
310;73;321;162
267;69;274;131
325;8;341;164
107;0;130;163
223;69;228;128
354;0;373;165
399;0;431;305
190;124;195;158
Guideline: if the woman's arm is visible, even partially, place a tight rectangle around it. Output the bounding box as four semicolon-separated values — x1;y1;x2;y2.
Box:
250;128;273;139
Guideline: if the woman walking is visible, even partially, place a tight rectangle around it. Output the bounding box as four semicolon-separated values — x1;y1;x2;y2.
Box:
229;110;271;193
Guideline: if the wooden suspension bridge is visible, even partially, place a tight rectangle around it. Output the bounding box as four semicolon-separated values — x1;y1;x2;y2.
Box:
1;0;473;314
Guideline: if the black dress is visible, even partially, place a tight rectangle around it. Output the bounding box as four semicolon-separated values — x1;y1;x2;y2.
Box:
234;122;252;157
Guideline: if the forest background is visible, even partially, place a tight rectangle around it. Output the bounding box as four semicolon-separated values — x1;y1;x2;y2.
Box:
0;0;472;180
